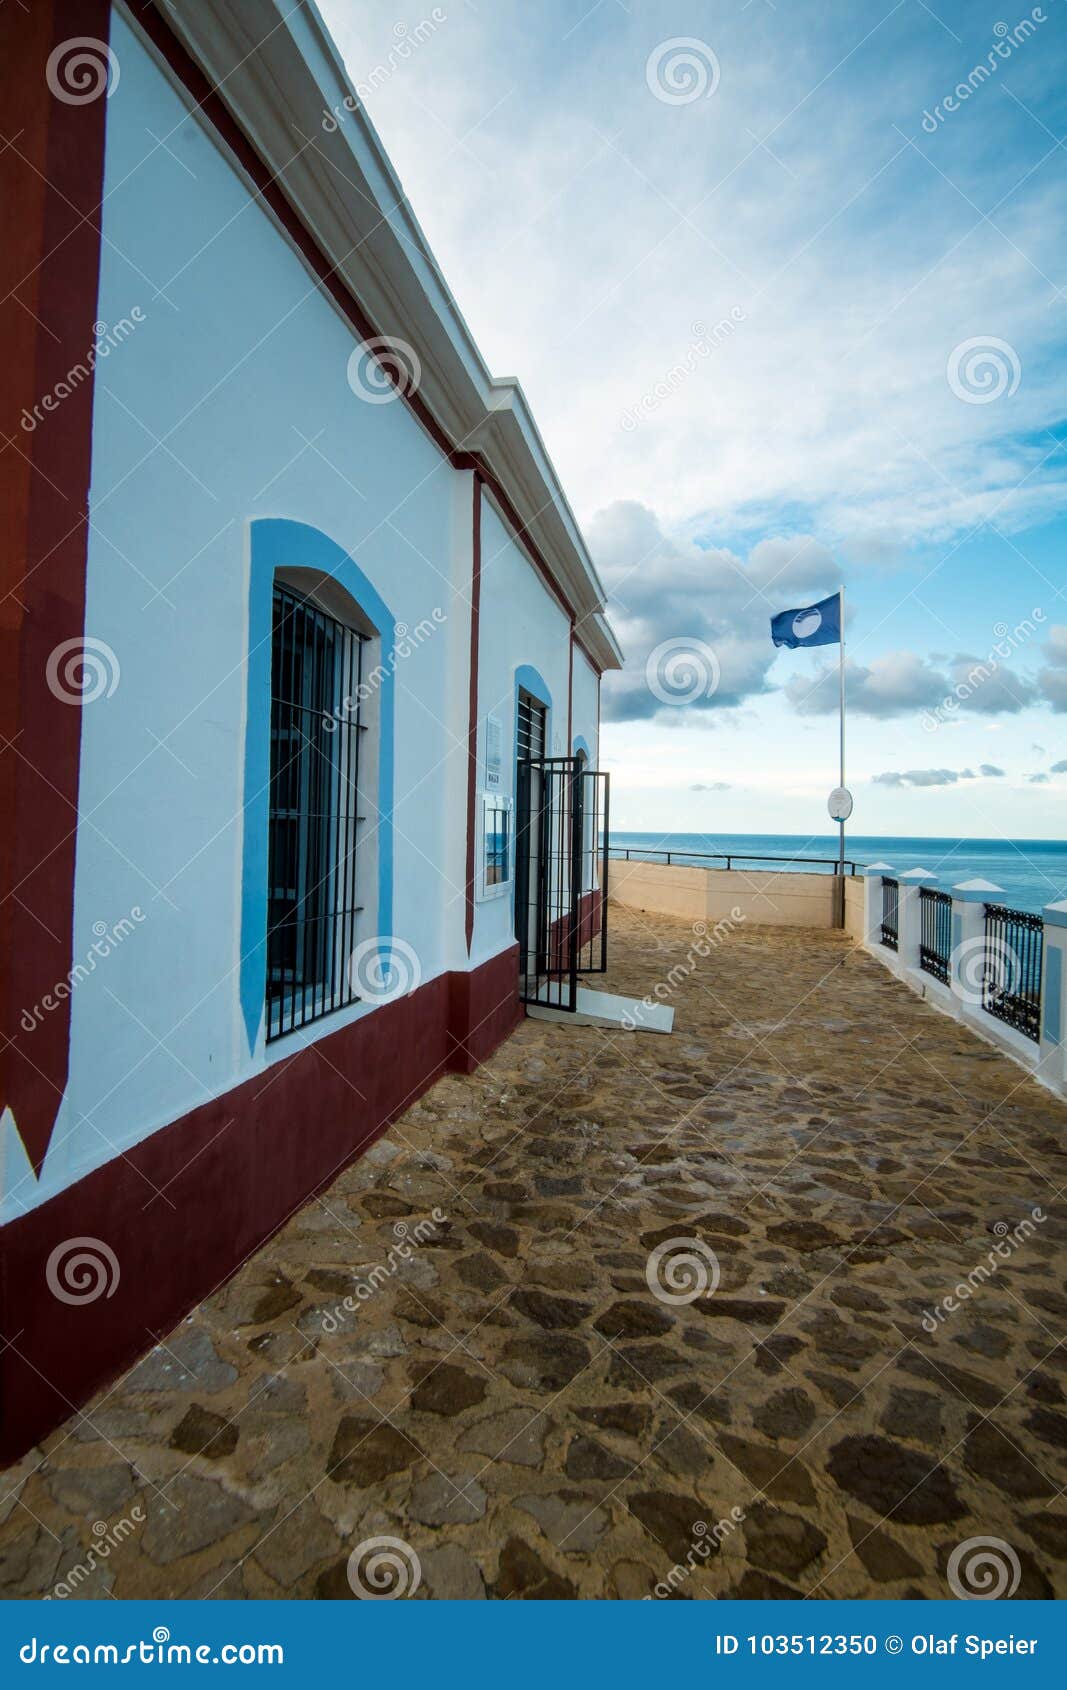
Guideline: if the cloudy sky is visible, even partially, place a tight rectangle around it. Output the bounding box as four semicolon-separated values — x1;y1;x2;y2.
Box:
318;0;1066;839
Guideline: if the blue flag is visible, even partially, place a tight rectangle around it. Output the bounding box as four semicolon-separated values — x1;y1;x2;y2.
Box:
771;591;841;649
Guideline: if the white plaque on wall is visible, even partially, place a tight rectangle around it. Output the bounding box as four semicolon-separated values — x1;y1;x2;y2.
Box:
485;712;503;788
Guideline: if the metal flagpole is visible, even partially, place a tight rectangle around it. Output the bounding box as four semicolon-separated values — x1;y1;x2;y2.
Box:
838;583;846;881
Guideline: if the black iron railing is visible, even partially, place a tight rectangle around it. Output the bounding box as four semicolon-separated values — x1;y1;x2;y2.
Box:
919;886;952;983
983;905;1043;1042
880;877;899;950
607;847;862;875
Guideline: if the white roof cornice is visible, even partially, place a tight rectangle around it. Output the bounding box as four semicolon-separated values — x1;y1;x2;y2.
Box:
132;0;618;665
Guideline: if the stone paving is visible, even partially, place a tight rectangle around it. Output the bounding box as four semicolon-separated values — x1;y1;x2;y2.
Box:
3;906;1067;1601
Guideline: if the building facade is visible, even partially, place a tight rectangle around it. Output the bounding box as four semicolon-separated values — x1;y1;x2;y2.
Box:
0;0;619;1462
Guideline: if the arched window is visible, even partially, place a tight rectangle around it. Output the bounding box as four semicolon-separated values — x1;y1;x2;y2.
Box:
241;520;395;1053
266;573;377;1040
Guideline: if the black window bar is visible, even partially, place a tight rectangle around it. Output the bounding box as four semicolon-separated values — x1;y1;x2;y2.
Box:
880;876;899;951
266;582;366;1041
918;886;951;984
983;904;1044;1043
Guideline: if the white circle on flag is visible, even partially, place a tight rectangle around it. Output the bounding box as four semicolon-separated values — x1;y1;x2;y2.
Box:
828;786;853;821
793;607;822;641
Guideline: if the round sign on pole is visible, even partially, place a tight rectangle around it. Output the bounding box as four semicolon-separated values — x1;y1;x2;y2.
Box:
828;786;853;822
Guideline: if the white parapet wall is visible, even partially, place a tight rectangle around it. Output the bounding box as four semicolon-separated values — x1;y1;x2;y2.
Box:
608;856;865;937
859;865;1067;1101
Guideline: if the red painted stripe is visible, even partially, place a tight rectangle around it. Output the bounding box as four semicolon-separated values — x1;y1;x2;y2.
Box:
1;0;111;1174
0;945;520;1464
464;474;482;954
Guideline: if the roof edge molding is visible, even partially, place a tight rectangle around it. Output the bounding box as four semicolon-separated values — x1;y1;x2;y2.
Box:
132;0;618;666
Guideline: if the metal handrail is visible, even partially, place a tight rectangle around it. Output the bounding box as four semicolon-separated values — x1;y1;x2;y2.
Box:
606;846;863;876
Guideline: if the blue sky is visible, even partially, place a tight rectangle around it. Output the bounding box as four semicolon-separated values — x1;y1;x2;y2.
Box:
318;0;1067;837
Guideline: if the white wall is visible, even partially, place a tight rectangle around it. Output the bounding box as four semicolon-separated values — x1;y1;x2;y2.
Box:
4;14;480;1216
471;492;573;968
570;643;599;765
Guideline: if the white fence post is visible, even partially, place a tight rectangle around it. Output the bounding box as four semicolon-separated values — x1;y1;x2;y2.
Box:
896;866;937;975
861;862;895;952
1038;901;1067;1096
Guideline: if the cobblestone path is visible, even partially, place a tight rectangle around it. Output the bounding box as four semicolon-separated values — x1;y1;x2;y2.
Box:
3;907;1066;1599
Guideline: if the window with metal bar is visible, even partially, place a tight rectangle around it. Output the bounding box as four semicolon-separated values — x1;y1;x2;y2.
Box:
266;583;366;1040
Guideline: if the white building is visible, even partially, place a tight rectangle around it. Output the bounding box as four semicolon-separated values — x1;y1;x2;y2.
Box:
1;0;619;1460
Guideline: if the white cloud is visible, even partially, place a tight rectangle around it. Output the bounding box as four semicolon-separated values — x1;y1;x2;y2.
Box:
319;0;1067;546
1038;624;1067;711
873;767;975;788
591;501;840;721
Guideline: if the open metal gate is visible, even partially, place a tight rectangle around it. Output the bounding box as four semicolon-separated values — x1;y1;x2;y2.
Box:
515;755;610;1010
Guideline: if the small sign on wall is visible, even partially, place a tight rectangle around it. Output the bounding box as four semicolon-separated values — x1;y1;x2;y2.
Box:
485;711;503;788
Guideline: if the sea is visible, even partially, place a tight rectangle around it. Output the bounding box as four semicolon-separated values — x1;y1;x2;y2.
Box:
608;832;1067;916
